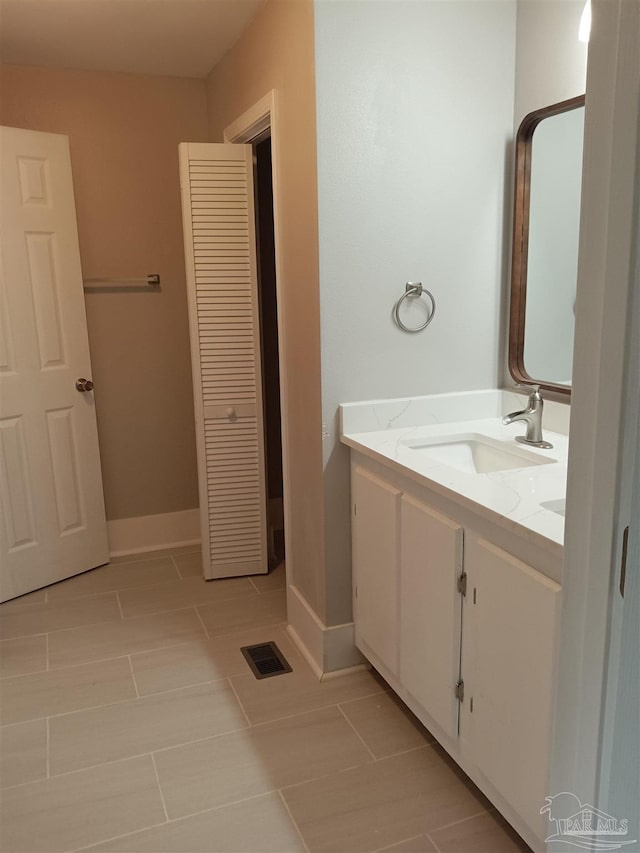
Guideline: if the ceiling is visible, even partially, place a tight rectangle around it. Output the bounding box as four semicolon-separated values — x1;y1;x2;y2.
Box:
0;0;265;79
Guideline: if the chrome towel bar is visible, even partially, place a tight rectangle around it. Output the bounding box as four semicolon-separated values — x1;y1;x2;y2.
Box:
83;273;160;288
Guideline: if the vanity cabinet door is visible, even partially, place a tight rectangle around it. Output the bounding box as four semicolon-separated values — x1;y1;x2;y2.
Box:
460;536;560;839
351;466;401;675
399;496;463;739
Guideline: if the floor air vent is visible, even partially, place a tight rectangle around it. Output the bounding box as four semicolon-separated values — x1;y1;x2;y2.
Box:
241;642;292;680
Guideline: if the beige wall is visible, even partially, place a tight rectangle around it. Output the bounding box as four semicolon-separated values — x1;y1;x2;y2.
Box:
206;0;327;620
0;64;208;521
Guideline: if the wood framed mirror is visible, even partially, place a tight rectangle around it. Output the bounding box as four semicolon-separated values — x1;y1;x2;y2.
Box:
509;94;585;397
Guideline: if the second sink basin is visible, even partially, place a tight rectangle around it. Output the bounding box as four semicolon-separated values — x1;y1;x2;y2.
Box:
401;433;556;475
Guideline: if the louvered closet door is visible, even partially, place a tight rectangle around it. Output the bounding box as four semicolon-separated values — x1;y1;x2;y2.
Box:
179;143;267;579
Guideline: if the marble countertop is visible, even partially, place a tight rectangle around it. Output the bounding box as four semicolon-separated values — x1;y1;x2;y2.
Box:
339;390;569;550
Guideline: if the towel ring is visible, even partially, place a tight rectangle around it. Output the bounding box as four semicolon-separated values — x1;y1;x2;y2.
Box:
393;282;436;333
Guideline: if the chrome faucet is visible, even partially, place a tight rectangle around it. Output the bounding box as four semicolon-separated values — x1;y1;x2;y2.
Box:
502;386;553;449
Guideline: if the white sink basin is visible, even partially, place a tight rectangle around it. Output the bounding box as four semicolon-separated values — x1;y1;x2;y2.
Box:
541;499;566;517
401;433;556;475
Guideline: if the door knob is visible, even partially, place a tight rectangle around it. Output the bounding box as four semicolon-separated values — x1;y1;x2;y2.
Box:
76;378;94;393
225;407;236;420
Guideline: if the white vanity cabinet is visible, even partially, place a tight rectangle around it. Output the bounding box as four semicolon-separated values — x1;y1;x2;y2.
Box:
460;536;560;840
350;459;561;848
399;494;463;740
351;466;401;676
352;466;464;739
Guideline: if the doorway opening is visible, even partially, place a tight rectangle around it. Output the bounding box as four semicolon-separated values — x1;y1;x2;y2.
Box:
223;90;291;593
253;135;285;570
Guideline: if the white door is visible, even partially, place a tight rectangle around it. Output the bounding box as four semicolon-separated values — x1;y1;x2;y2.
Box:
399;495;463;739
351;465;401;676
179;143;268;579
0;126;108;602
598;185;640;832
600;407;639;841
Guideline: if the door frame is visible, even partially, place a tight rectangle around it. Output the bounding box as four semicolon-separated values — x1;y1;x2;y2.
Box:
223;90;292;590
550;0;640;812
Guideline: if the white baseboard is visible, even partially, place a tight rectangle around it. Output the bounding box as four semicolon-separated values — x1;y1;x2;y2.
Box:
320;662;370;681
107;509;201;557
286;583;365;676
286;624;324;680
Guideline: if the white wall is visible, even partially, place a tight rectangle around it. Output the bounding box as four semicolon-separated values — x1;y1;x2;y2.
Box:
514;0;588;129
314;0;517;624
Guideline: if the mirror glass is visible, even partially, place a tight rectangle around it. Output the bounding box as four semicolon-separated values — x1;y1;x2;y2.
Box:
509;96;585;395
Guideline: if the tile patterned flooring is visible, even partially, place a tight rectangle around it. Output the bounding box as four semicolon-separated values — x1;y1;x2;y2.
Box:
0;548;531;853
